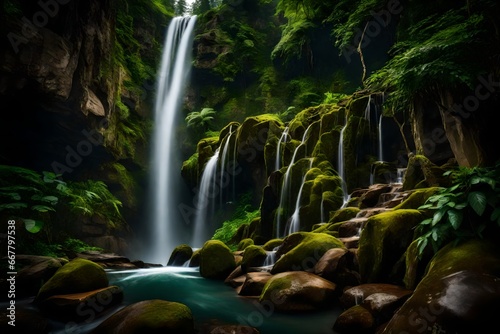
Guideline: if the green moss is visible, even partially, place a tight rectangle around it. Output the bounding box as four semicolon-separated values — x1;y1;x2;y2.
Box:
241;245;267;271
181;153;199;189
262;238;283;251
35;258;108;303
328;207;361;224
167;244;193;266
199;240;237;280
402;155;452;191
358;209;424;283
237;238;254;251
393;187;441;210
271;232;345;274
92;300;194;334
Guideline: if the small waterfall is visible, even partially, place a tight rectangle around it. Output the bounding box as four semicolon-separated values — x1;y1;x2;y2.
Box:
149;16;197;264
232;129;239;200
275;127;290;171
378;114;384;162
192;149;220;248
219;126;234;206
320;194;326;223
363;95;372;130
338;124;350;206
395;168;406;184
285;158;314;235
276;124;314;237
263;250;277;267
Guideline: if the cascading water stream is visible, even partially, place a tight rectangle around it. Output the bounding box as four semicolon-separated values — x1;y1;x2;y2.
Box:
192;149;220;248
378;114;384;162
338;124;350;207
149;16;197;264
286;158;314;235
220;126;234;206
276;124;313;237
275;127;289;171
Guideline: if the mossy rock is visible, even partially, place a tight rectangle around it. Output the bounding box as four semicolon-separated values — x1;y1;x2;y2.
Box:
383;239;500;333
181;153;199;189
35;258;108;303
271;232;346;274
328;207;361;224
262;238;283;251
259;271;337;312
393;187;441;210
358;209;424;283
241;245;267;272
199;240;237;279
167;244;193;266
347;95;370;118
189;249;201;267
196;136;219;175
91;300;194;334
237;238;254;251
402;155;452;191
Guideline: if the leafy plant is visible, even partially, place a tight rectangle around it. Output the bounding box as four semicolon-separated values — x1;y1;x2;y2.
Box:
186;108;216;130
415;164;500;257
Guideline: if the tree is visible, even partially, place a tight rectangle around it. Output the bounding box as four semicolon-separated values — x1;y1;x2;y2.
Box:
175;0;188;16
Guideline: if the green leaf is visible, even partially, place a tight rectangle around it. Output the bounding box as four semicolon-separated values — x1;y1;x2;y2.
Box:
491;208;500;221
0;202;28;210
447;209;463;230
31;205;55;213
24;219;43;233
0;192;21;201
468;191;487;216
432;208;446;226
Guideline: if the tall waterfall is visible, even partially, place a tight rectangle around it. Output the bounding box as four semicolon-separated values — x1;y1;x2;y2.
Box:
276;124;313;237
220;126;235;206
285;158;313;235
275;127;289;171
148;16;197;264
192;149;220;248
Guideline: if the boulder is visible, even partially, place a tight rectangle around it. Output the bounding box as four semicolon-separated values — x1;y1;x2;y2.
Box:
35;258;108;303
199;240;237;279
167;244;193;266
271;232;345;274
259;271;337;312
37;286;123;321
241;245;267;272
0;255;66;298
358;209;424;283
91;300;194;334
333;305;375;334
238;272;273;296
381;239;500;334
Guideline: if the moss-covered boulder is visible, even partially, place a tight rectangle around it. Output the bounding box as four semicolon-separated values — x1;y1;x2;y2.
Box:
35;258;108;303
189;249;201;267
91;300;194;334
241;245;267;272
402;155;452;191
199;240;237;279
358;209;424;283
381;239;500;334
328;207;361;224
181;153;199;190
393;187;441;210
271;232;346;274
262;238;283;251
167;244;194;267
259;271;337;312
237;238;254;251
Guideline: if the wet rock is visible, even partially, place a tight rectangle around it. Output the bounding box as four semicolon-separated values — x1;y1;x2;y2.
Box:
259;271;336;312
91;300;194;334
238;272;273;296
333;305;375;334
167;244;193;266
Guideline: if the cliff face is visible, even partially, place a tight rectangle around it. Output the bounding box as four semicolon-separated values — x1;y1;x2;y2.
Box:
0;0;171;253
0;0;116;173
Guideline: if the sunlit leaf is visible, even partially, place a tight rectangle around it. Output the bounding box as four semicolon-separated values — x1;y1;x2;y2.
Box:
24;219;43;233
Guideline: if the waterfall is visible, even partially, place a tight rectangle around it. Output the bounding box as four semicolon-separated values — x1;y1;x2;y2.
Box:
338;124;349;207
148;16;197;264
219;126;234;206
276;124;313;237
363;95;372;130
263;250;277;267
320;195;325;223
378;114;384;162
275;127;289;171
286;158;313;235
192;149;220;248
